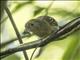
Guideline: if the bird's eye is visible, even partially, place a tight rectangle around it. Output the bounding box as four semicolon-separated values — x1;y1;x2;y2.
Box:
30;23;34;26
49;17;52;20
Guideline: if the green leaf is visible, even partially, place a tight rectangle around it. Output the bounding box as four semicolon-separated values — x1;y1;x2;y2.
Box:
50;8;80;18
33;6;45;16
12;2;32;14
2;54;21;60
0;1;33;25
62;30;80;60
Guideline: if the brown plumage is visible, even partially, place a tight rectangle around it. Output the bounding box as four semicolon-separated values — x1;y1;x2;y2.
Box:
24;16;59;38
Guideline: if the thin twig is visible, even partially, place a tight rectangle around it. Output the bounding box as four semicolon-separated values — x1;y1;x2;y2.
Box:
4;6;29;60
30;48;37;60
45;1;53;16
1;34;32;48
0;16;80;59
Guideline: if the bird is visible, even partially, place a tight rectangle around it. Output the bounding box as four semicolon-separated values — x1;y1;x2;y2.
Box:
24;16;59;38
23;16;59;58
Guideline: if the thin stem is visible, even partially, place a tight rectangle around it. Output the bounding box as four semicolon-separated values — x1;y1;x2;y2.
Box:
45;1;53;16
30;48;37;60
4;6;29;60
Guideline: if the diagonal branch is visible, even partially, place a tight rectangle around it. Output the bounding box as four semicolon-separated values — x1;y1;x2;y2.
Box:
1;34;32;48
0;16;80;59
4;6;29;60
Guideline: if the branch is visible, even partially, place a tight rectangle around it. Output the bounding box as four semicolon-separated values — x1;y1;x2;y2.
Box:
0;16;80;59
4;6;29;60
1;34;32;48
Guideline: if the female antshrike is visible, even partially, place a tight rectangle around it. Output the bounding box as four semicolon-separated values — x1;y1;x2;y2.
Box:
24;16;59;58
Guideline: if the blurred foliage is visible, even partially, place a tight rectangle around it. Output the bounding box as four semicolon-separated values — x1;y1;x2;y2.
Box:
62;30;80;60
33;6;45;16
0;1;34;25
1;1;80;60
11;1;33;14
2;54;21;60
49;8;80;18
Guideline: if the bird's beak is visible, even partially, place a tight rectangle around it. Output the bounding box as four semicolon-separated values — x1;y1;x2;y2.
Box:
22;29;29;34
22;29;32;37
